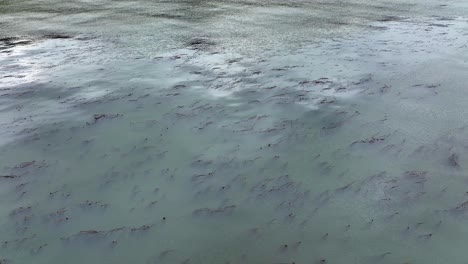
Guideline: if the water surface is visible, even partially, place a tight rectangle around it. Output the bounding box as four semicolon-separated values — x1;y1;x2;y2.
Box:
1;0;468;263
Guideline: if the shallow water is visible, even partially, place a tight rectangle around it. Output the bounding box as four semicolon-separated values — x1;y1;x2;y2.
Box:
1;0;468;263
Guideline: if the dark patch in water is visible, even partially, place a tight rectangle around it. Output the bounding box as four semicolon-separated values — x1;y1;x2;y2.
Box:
0;175;20;179
0;37;33;50
193;205;236;216
351;134;388;145
41;33;73;39
377;16;403;22
428;23;450;28
2;234;37;249
187;37;215;50
87;114;123;125
448;153;460;168
0;34;73;51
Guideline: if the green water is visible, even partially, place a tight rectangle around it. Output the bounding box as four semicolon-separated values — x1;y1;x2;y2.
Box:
1;0;468;263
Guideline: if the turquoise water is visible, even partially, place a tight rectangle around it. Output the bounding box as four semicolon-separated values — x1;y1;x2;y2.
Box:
1;1;468;263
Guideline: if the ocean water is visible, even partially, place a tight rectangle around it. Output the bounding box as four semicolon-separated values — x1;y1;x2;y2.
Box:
1;0;468;263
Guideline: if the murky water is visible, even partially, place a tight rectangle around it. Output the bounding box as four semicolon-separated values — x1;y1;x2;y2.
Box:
1;0;468;263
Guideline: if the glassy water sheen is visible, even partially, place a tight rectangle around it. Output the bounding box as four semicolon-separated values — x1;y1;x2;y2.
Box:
1;0;468;263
